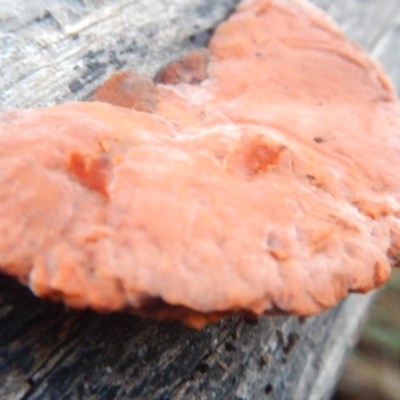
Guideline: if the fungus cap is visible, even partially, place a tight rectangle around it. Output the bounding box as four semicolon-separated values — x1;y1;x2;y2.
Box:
1;0;400;327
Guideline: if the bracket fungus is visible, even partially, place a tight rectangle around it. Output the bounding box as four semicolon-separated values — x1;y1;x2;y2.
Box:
1;0;400;328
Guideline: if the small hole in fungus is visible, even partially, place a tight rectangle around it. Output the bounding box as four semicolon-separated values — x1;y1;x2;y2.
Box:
265;384;273;394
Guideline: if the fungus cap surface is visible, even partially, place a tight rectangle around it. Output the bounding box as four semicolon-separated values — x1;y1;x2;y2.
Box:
1;0;400;327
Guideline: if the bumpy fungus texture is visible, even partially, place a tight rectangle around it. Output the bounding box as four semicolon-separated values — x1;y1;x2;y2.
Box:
1;0;400;328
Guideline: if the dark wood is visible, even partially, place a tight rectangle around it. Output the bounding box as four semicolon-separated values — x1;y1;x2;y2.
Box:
0;1;399;399
0;273;374;400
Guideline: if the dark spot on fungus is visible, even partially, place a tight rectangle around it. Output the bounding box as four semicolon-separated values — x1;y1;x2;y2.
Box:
313;136;324;143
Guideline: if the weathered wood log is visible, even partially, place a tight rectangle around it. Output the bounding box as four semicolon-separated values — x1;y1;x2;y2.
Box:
0;1;399;399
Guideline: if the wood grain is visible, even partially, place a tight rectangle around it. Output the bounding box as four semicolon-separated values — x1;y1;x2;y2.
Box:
0;1;399;399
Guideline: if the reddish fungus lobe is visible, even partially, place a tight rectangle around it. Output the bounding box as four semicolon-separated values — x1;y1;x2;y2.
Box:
67;152;111;198
1;0;400;328
156;48;211;84
93;71;156;112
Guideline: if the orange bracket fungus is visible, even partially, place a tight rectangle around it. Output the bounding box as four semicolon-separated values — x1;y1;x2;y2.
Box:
1;0;400;328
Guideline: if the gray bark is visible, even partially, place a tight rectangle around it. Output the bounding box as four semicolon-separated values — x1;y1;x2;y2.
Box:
0;0;399;399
